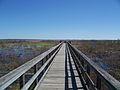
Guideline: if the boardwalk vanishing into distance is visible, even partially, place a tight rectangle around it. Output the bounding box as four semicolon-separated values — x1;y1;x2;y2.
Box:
35;43;83;90
35;44;66;90
0;42;120;90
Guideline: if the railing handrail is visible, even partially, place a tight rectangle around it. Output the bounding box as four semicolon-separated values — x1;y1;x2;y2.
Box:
0;43;62;90
67;42;120;90
21;45;60;90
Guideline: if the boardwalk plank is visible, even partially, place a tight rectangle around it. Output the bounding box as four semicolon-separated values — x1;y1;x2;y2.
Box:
35;44;65;90
35;43;83;90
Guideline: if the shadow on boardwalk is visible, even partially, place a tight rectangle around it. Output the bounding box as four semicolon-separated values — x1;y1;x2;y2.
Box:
65;49;83;90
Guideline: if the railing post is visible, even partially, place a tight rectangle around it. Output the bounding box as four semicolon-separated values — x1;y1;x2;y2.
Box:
86;65;90;88
19;74;25;89
47;54;50;60
41;59;44;65
87;65;90;75
80;56;84;67
96;76;101;90
45;54;49;64
34;64;39;84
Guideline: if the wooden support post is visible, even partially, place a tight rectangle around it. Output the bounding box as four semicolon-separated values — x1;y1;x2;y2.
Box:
77;53;80;59
45;55;48;62
81;59;86;86
41;59;44;66
78;55;80;61
87;65;90;75
47;54;50;59
19;74;25;89
49;52;51;57
81;59;84;68
34;65;39;84
96;76;101;90
41;59;44;76
86;65;90;88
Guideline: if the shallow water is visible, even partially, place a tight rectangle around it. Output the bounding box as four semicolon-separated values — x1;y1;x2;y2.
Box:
93;57;109;70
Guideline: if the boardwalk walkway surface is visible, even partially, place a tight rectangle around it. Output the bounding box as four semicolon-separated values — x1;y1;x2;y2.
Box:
35;43;83;90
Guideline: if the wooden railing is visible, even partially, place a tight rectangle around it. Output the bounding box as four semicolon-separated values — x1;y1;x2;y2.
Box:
0;43;62;90
67;42;120;90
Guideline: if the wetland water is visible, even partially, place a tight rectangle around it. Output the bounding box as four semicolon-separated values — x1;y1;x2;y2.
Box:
0;45;48;77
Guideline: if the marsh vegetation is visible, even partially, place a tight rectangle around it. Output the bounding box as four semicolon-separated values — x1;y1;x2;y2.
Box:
71;40;120;81
0;39;58;77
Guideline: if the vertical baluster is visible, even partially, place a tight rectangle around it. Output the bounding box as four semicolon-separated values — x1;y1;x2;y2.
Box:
86;65;90;88
46;55;49;62
96;76;101;90
41;59;44;66
19;74;25;89
41;59;44;75
48;54;50;60
81;58;87;88
34;64;38;84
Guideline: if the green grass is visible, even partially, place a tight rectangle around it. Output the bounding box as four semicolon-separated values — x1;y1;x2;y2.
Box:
28;42;54;47
0;40;57;48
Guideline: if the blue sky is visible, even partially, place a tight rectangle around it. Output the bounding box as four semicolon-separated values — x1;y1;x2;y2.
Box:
0;0;120;40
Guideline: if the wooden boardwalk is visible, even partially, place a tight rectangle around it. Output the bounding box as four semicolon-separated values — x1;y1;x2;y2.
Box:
0;42;120;90
35;43;83;90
